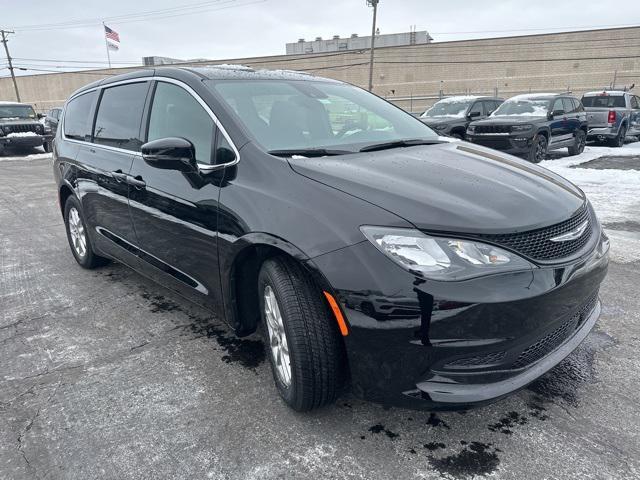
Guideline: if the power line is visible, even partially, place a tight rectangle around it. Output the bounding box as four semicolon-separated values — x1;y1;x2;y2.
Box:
7;0;266;32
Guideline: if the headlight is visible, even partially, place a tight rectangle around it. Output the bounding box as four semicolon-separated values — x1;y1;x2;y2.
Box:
44;125;52;134
360;226;532;281
467;125;476;133
511;124;533;132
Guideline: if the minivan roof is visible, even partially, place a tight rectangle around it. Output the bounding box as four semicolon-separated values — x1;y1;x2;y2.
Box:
68;65;340;100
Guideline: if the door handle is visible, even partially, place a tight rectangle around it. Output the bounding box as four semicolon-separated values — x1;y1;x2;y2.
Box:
111;170;128;183
127;175;146;190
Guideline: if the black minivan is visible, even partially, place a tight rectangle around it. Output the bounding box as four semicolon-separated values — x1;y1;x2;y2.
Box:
53;66;609;411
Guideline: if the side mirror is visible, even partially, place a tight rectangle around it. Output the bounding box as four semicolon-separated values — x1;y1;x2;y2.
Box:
468;111;481;119
141;137;197;172
550;110;564;119
37;113;45;119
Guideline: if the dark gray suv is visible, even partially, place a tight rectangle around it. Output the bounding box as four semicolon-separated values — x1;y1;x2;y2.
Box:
419;96;503;139
467;93;588;163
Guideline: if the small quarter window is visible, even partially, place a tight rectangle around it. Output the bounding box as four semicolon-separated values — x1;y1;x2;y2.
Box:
215;131;236;165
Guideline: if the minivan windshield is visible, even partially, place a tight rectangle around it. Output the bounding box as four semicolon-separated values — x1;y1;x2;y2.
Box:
493;98;549;117
207;80;438;153
0;105;37;119
421;98;473;118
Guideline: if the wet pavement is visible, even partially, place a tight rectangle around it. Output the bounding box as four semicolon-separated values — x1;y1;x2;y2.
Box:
1;155;640;479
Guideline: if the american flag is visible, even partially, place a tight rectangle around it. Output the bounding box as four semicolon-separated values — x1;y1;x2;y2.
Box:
104;25;120;49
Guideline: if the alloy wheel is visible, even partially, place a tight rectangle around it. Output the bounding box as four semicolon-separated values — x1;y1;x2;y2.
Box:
576;131;586;153
535;137;547;162
68;207;87;258
264;285;292;386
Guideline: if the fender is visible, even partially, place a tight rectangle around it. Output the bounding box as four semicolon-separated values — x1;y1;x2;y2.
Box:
219;232;333;336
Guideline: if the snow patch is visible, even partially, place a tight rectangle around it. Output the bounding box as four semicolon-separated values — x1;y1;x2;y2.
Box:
6;131;39;137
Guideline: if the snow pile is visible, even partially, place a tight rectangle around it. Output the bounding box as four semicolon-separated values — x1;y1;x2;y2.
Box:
541;143;640;264
6;131;39;137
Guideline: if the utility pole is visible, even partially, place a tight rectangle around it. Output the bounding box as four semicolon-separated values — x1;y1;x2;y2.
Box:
1;29;21;102
366;0;379;92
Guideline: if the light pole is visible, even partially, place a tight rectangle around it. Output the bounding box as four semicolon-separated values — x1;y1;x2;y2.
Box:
366;0;379;92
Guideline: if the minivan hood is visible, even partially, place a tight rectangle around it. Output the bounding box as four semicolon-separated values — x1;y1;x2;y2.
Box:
288;142;585;234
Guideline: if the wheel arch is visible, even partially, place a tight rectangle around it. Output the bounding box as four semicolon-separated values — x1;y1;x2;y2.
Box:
58;182;75;216
223;233;335;338
537;128;550;140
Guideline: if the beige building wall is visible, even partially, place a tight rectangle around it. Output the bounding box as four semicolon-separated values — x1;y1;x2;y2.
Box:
1;26;639;113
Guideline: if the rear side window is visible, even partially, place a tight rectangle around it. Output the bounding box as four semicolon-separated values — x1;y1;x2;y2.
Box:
63;92;96;141
94;82;149;151
147;82;215;164
581;95;626;108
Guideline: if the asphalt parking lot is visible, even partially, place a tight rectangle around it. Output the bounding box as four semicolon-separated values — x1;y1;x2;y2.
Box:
1;147;640;479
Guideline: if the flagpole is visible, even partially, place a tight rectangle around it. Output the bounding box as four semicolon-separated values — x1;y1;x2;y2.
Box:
103;22;111;68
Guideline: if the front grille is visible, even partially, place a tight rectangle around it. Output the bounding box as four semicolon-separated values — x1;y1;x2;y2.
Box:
511;291;599;369
472;137;512;150
474;124;512;134
475;204;593;262
446;351;506;369
3;124;42;134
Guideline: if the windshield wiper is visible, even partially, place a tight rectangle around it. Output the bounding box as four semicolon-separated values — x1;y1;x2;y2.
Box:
268;148;353;158
359;139;443;153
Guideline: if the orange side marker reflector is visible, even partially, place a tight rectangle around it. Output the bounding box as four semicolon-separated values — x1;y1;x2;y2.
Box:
323;291;349;336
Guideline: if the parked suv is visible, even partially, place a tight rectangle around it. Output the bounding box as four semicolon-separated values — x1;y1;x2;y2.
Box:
419;96;503;139
44;107;63;137
54;67;608;411
466;93;588;163
0;101;53;154
581;90;640;146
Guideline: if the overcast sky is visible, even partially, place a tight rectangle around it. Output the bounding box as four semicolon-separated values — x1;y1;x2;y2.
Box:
2;0;639;76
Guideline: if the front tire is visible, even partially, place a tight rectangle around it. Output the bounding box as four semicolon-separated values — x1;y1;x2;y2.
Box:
568;130;586;156
528;134;548;163
258;256;345;411
63;196;109;269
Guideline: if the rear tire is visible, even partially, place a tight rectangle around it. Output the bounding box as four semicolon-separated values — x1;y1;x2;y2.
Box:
258;256;345;411
609;125;627;147
568;130;586;156
528;134;548;163
63;196;109;269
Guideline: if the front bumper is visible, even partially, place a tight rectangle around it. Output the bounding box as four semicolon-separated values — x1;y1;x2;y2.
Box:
0;134;51;149
312;231;609;410
466;134;533;155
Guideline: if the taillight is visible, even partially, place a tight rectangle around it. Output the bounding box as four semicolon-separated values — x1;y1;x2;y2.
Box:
608;110;617;124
